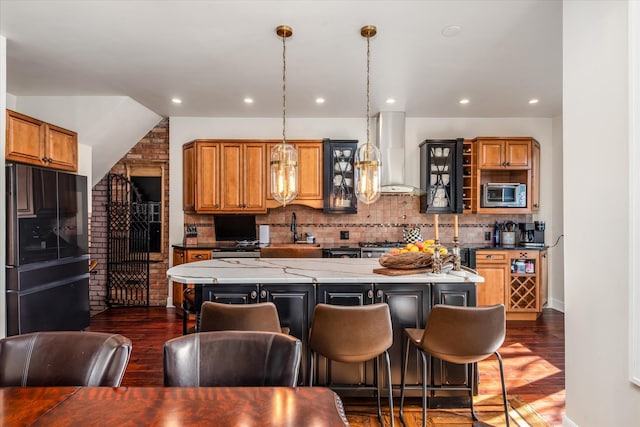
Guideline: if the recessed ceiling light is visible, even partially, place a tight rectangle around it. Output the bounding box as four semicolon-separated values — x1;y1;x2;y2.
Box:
528;99;539;104
459;98;470;104
315;97;325;104
171;98;182;104
441;25;462;38
244;97;254;104
385;98;396;104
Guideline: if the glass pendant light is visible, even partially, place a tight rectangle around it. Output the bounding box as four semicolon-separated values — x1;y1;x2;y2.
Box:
354;25;381;205
270;25;298;206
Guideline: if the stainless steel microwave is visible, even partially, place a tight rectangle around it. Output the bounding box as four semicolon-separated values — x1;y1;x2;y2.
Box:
482;183;526;208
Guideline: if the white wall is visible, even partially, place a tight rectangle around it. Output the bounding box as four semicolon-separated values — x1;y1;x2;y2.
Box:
563;2;640;426
1;35;7;337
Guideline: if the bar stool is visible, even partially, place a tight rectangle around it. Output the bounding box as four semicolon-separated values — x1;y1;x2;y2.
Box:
399;304;509;427
199;301;290;334
309;303;394;427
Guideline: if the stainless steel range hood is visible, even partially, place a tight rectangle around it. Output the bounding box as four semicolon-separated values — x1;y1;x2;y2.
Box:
375;111;417;194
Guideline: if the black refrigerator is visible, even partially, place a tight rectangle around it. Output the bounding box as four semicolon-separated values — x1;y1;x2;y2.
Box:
5;163;89;336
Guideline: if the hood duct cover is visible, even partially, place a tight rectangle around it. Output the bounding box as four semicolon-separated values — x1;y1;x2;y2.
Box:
376;111;416;194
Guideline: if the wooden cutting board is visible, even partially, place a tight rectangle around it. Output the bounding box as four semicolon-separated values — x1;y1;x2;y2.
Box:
373;267;432;276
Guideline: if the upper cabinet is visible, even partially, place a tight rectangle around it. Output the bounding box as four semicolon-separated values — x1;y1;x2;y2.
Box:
323;139;358;214
418;138;464;214
266;140;324;209
183;140;266;214
6;110;78;172
477;138;531;170
473;136;540;214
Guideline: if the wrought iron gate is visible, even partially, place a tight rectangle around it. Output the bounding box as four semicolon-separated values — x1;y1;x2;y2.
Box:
106;173;150;306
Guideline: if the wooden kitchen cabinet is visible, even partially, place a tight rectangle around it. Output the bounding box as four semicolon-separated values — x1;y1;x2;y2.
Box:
266;140;324;209
475;250;509;307
6;110;78;172
475;249;548;320
474;136;540;214
476;137;531;169
171;247;211;316
183;140;266;214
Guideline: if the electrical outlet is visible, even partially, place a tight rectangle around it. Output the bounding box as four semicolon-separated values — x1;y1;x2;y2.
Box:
340;230;349;240
484;231;491;241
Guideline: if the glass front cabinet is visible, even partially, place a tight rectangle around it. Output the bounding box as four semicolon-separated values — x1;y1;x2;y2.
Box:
323;139;358;213
419;138;464;214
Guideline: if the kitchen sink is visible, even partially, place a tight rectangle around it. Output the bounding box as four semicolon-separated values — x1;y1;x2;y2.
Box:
260;243;322;258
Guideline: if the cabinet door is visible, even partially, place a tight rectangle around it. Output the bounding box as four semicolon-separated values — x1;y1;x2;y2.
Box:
182;144;196;211
531;141;541;211
196;142;221;211
296;142;323;204
261;284;315;384
419;139;463;213
478;141;505;169
323;140;358;213
504;140;531;168
242;142;266;212
6;110;45;165
430;283;477;394
315;284;375;387
45;124;78;171
220;143;243;210
375;284;430;389
475;251;508;307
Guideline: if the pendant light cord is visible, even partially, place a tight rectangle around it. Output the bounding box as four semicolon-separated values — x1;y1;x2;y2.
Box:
282;32;287;145
366;33;371;151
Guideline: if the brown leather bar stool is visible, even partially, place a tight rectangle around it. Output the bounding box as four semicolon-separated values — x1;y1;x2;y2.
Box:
0;331;132;387
309;303;394;427
399;304;509;427
199;301;290;334
163;330;302;387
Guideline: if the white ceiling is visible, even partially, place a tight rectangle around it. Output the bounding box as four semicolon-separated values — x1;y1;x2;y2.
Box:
0;0;562;119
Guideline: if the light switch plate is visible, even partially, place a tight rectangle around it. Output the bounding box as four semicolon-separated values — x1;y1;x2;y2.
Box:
340;231;349;240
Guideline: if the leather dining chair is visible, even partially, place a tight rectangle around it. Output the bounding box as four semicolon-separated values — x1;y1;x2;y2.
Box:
0;331;132;387
399;304;509;427
309;303;394;427
199;301;290;334
163;330;301;387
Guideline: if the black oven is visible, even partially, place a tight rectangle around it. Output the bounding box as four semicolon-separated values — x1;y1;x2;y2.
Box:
323;247;361;258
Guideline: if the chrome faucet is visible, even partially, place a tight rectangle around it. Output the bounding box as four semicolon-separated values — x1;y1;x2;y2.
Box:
291;212;299;243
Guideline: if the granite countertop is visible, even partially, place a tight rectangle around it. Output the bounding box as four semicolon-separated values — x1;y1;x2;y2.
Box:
166;258;484;285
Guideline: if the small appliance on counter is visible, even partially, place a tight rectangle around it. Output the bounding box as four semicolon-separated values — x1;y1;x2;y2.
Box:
259;224;270;246
518;222;545;247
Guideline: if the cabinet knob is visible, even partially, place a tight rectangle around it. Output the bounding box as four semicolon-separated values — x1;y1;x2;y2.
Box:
486;255;494;259
533;203;539;208
194;254;203;259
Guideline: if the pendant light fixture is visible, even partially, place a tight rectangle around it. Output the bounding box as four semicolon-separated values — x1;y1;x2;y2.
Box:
270;25;298;206
354;25;382;205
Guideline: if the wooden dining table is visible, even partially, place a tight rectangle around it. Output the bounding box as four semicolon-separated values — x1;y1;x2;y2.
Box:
1;386;350;426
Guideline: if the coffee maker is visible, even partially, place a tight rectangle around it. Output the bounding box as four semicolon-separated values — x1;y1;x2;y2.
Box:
518;222;545;247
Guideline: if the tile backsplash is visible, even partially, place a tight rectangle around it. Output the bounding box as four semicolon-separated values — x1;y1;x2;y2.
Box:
183;194;532;246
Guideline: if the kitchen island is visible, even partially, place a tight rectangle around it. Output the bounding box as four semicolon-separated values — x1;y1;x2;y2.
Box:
167;258;484;403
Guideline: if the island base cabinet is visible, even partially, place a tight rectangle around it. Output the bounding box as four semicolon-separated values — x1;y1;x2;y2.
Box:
262;284;315;385
193;280;478;400
428;283;477;406
375;284;431;394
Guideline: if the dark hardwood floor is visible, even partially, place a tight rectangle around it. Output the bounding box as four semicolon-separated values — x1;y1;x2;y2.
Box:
89;307;565;426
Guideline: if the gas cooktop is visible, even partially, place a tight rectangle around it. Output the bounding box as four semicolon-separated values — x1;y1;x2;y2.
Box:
359;241;404;248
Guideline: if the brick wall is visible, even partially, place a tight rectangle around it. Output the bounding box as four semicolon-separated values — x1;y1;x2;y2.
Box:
89;118;170;315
